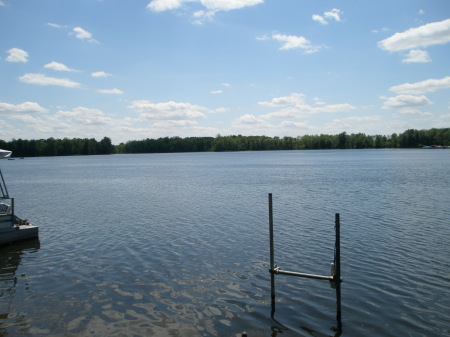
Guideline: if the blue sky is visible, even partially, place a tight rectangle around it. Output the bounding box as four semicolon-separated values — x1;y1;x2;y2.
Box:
1;0;449;144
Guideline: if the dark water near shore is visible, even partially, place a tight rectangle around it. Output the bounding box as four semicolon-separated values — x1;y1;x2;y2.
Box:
1;149;449;336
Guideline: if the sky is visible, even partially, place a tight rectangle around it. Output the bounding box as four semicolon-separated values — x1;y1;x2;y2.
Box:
1;0;450;144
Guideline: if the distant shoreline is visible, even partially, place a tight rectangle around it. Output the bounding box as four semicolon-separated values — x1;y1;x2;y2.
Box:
1;128;449;157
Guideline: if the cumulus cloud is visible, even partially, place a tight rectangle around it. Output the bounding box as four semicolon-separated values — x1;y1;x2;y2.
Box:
269;34;322;53
259;92;306;107
0;101;47;114
97;88;124;94
3;105;136;142
148;0;263;11
312;14;327;25
378;18;450;51
18;73;81;88
232;114;273;132
44;61;79;72
402;49;431;63
6;48;29;63
234;114;265;125
91;71;112;78
312;8;343;25
128;100;210;120
259;93;356;119
279;120;310;128
147;0;183;12
200;0;263;11
389;76;450;94
56;107;116;126
152;120;198;128
381;94;433;114
148;0;263;23
73;27;98;43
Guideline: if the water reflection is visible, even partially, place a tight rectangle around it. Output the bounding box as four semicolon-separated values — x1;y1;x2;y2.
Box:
0;239;40;336
269;314;342;337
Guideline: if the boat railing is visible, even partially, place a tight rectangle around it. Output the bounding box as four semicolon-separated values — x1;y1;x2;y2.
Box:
0;168;9;198
0;168;15;227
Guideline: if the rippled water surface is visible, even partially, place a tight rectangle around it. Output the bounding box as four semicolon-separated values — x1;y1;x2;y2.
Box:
1;150;449;336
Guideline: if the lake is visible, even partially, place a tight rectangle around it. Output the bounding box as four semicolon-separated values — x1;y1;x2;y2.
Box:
0;149;449;336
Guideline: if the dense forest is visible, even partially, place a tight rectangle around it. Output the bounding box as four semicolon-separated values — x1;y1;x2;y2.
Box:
1;128;449;157
0;137;114;157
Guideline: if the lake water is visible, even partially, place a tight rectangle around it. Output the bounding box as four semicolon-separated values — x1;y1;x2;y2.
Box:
0;150;449;337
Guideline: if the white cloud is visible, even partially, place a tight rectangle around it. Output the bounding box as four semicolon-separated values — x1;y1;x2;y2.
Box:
200;0;263;11
211;90;223;94
312;8;342;25
389;76;450;94
324;8;342;22
259;93;356;119
214;107;227;113
234;113;264;125
47;22;66;29
73;27;98;43
44;61;79;72
334;115;381;123
56;107;116;126
378;18;450;51
148;0;263;11
381;94;433;114
193;10;216;24
402;49;431;63
313;97;326;105
312;14;327;25
148;0;263;23
6;48;29;63
97;88;124;94
18;73;81;88
271;33;321;53
0;1;5;6
0;101;47;114
2;106;136;142
232;114;273;132
152;120;198;128
128;100;209;120
91;71;112;78
259;92;306;107
279;120;309;128
147;0;183;12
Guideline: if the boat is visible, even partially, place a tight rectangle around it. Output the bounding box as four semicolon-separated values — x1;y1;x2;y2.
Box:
0;149;12;159
1;150;38;245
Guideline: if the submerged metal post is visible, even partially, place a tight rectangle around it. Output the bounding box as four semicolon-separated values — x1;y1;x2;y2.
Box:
269;193;276;317
335;213;342;328
268;195;343;328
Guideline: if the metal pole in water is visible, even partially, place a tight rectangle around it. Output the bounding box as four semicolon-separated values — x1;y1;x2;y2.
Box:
269;193;276;317
335;213;342;328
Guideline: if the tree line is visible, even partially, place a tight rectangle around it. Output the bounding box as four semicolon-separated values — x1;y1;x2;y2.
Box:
0;137;114;157
1;128;449;157
117;128;450;153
